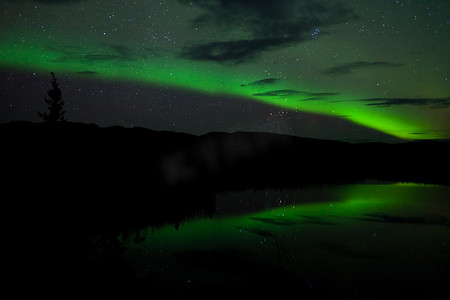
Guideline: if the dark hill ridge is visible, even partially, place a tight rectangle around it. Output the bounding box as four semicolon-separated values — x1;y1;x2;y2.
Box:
2;120;449;228
2;121;449;193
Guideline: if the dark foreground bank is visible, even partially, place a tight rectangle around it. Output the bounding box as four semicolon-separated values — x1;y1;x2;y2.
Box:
2;121;449;296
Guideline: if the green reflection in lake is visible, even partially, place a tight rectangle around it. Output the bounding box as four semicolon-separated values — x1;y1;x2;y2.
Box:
124;183;449;297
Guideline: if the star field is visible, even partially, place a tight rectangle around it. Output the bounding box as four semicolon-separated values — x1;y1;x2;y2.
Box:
0;0;449;140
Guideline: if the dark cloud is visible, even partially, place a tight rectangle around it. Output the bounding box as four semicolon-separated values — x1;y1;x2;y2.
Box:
298;97;318;101
253;89;304;97
180;37;293;64
253;89;340;100
249;217;303;226
49;43;148;63
359;97;450;108
354;213;450;227
323;61;404;75
179;0;357;64
309;92;341;96
296;92;341;101
59;54;122;63
240;78;280;87
300;97;325;101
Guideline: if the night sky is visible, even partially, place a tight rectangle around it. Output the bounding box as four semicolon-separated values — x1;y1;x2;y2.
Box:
1;0;449;142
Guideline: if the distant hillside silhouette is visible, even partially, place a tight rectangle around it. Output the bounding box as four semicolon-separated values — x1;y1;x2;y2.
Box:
3;120;448;234
3;121;449;194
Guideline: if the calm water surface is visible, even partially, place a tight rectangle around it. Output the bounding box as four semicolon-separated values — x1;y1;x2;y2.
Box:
123;183;450;297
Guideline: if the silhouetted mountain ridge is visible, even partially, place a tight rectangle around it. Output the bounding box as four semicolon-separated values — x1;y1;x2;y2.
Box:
2;120;449;191
2;119;449;232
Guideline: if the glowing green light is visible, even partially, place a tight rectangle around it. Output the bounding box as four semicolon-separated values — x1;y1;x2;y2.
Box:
1;33;448;140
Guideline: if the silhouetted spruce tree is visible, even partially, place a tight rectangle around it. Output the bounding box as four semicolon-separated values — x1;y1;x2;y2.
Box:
38;72;67;123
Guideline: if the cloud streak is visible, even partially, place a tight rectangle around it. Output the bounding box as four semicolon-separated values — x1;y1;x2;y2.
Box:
253;90;304;97
241;78;280;87
179;0;357;64
359;97;450;108
252;88;340;100
48;43;151;64
180;37;294;64
323;61;404;75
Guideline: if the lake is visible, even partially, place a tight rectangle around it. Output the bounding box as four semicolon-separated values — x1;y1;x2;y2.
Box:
122;182;449;298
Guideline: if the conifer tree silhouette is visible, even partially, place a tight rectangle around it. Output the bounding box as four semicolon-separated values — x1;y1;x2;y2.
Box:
38;72;67;123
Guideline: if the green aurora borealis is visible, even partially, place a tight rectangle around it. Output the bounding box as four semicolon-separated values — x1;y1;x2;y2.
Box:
1;0;449;140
